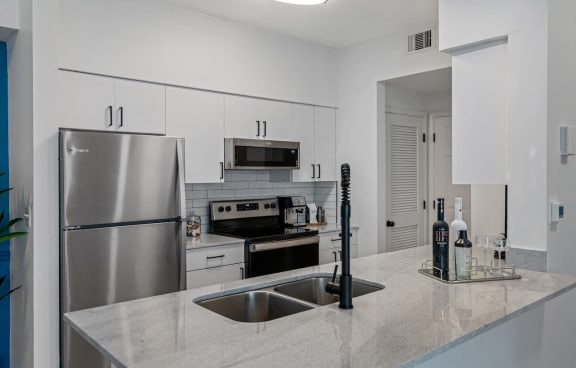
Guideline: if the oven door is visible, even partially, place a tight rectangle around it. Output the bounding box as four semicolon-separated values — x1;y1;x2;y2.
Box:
246;236;319;278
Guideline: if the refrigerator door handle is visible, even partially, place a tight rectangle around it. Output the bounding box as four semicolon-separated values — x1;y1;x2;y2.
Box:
176;138;187;290
176;139;187;220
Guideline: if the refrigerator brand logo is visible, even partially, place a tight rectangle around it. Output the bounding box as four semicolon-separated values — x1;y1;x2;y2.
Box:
68;147;90;153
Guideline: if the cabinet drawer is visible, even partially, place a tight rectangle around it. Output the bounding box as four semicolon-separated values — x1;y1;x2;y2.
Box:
186;243;244;271
186;263;245;290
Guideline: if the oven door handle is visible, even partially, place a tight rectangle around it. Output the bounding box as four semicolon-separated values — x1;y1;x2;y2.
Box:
249;236;319;252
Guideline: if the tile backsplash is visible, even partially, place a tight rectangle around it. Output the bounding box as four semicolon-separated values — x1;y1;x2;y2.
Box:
186;170;337;233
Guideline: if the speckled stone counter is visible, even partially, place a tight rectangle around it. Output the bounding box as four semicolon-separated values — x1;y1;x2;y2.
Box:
65;246;576;368
185;233;243;250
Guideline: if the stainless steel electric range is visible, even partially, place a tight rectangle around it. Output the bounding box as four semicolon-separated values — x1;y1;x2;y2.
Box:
210;198;319;278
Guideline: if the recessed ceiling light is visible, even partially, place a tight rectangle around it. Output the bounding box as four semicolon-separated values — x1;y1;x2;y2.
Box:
274;0;329;5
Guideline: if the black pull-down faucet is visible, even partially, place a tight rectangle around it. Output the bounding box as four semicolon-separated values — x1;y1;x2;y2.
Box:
325;163;353;310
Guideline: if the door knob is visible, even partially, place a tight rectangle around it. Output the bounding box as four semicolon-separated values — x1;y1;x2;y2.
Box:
386;220;395;227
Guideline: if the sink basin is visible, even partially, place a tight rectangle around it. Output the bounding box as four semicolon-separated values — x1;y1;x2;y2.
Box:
274;277;384;306
196;291;313;323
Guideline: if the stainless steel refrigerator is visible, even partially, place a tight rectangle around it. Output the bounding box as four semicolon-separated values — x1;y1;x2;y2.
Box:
59;129;187;368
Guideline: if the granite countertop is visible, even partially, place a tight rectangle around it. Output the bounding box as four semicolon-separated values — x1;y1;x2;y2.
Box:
185;233;243;250
65;246;576;368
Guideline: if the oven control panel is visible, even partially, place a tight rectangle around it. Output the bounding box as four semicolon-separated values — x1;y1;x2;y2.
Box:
211;198;279;221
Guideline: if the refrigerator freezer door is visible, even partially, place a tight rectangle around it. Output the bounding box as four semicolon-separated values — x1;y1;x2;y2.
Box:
60;129;184;227
61;221;184;368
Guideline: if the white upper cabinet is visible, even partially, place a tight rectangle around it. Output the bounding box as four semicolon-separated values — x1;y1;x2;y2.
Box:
114;79;166;134
59;71;115;131
166;87;225;183
314;107;336;182
259;99;292;141
292;104;316;182
224;95;292;140
292;105;336;182
59;70;165;134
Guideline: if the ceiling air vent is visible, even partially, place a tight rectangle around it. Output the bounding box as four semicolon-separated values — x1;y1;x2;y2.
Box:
408;29;433;53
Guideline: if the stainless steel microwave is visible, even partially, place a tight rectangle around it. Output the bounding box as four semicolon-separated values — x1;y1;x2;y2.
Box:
224;138;300;170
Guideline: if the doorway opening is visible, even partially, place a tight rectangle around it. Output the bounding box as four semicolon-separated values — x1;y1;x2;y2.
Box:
377;67;506;253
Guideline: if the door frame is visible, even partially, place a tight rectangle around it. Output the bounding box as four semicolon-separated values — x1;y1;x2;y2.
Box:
427;110;452;244
384;108;428;253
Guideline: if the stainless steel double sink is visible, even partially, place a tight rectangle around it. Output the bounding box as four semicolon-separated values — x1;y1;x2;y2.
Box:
194;274;384;323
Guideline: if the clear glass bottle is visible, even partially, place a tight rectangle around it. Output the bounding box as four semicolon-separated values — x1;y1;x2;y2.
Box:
455;229;473;280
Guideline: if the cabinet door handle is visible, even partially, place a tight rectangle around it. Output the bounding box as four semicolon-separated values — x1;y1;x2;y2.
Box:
206;255;225;260
240;267;245;280
331;238;342;242
311;164;316;179
256;120;260;137
333;251;338;263
107;105;113;127
317;164;321;179
263;121;267;137
220;162;224;180
118;106;124;127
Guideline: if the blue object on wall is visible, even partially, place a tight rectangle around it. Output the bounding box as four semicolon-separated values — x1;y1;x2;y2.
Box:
0;41;10;368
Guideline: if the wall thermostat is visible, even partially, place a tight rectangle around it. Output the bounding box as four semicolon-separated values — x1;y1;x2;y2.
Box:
549;200;565;224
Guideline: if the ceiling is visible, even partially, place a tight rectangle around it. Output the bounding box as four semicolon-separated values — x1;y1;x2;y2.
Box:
164;0;438;48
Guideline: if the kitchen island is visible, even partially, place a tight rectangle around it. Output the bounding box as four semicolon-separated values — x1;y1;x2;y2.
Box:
65;246;576;368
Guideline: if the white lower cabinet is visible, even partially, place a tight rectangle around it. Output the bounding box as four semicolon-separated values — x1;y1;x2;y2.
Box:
318;228;359;265
186;242;246;289
186;263;246;290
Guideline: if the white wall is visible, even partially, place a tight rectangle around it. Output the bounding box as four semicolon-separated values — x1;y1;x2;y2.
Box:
417;288;576;367
439;0;546;51
439;0;549;252
58;0;337;107
470;185;506;242
546;0;576;276
336;32;451;256
0;0;19;40
8;0;60;366
7;0;34;366
32;0;60;365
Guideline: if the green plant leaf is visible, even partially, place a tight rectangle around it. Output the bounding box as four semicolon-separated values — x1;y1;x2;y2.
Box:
0;286;21;301
0;232;27;243
0;187;12;196
0;217;22;234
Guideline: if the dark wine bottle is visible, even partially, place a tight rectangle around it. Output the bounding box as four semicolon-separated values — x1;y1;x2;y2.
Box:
433;198;449;280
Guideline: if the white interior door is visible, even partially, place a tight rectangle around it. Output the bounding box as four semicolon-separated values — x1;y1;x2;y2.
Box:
428;112;471;243
385;112;427;252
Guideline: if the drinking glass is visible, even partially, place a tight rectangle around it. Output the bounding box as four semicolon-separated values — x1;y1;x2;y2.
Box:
475;234;495;271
